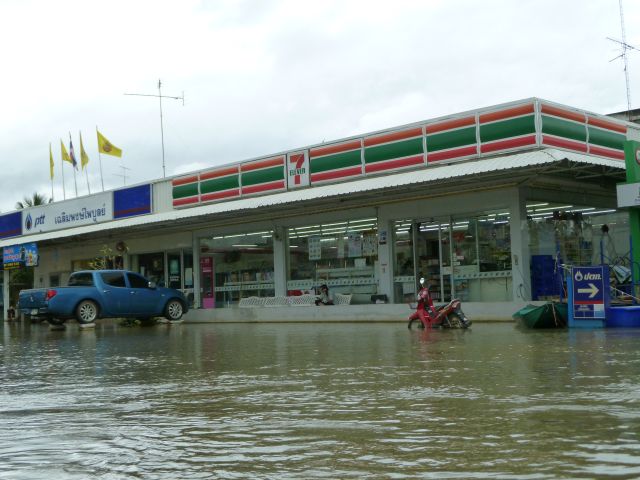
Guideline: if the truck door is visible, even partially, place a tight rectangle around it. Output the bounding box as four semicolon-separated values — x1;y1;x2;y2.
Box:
98;271;130;315
126;272;161;315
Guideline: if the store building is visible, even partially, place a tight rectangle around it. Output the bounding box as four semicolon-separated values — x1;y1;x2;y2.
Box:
2;98;638;321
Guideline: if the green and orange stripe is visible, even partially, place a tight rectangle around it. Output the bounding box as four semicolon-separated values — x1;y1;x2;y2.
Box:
172;174;199;207
200;166;240;203
364;127;424;173
479;104;537;154
309;139;362;183
426;116;477;163
240;156;286;195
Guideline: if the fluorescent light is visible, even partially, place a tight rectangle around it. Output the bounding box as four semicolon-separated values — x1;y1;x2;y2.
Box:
526;202;549;208
528;205;573;212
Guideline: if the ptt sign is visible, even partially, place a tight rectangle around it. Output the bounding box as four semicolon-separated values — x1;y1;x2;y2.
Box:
571;266;608;319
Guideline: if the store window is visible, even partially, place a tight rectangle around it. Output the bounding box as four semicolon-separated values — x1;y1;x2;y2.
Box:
200;231;275;308
393;218;452;303
393;211;512;303
527;202;626;300
137;252;165;286
287;218;378;304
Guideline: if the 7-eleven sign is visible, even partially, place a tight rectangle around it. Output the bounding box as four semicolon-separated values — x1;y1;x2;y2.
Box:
287;151;310;189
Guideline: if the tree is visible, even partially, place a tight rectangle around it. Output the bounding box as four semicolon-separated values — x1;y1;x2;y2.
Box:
15;192;51;209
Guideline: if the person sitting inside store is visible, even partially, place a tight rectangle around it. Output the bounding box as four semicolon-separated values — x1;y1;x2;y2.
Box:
315;284;334;306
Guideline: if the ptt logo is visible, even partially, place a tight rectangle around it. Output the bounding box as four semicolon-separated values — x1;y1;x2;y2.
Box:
574;271;602;281
24;213;45;231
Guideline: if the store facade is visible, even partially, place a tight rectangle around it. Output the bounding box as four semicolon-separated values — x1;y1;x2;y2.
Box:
1;98;638;321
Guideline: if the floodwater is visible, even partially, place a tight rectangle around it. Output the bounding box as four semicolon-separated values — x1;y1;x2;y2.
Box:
0;321;639;479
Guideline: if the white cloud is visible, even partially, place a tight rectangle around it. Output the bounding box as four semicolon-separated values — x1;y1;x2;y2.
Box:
0;0;638;212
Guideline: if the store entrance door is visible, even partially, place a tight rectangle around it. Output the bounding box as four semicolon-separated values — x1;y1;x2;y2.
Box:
167;253;182;290
416;218;452;303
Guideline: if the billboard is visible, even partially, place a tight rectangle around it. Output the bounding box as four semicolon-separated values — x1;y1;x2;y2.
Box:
3;243;38;269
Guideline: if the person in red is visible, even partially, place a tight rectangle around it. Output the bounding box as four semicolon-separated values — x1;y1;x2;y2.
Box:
408;277;438;328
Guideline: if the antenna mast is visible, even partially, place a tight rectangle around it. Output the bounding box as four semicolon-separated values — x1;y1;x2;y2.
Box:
124;79;184;178
608;0;638;120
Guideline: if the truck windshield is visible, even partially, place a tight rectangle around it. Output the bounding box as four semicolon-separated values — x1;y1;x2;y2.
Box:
68;272;94;287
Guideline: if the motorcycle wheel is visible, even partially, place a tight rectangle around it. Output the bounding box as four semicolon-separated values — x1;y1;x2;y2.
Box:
447;313;463;328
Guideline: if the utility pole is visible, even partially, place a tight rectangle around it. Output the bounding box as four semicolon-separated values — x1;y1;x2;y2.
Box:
125;79;184;178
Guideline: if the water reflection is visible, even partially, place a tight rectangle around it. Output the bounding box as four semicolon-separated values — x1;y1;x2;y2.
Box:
0;321;639;479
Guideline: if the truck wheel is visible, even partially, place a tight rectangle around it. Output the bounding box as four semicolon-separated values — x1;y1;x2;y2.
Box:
76;300;98;324
164;299;183;321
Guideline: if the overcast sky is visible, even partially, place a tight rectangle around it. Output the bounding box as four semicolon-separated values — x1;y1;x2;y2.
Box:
0;0;638;212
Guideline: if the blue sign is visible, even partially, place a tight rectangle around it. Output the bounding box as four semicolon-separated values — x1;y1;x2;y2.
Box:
3;243;39;269
0;212;22;239
571;266;608;319
114;184;152;219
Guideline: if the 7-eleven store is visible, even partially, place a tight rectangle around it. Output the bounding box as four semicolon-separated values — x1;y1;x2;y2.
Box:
2;98;638;322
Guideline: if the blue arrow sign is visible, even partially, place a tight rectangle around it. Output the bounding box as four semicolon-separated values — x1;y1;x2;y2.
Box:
571;266;608;319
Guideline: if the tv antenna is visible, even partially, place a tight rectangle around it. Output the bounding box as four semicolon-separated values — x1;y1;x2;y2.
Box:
113;165;131;186
607;0;638;120
125;79;184;178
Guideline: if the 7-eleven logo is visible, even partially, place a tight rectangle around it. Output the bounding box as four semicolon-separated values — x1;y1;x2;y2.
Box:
287;151;309;189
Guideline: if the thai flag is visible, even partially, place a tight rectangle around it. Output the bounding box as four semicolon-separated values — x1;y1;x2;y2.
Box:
69;139;78;169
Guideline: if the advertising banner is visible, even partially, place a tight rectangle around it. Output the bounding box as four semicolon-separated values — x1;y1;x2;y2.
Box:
22;192;113;235
3;243;38;269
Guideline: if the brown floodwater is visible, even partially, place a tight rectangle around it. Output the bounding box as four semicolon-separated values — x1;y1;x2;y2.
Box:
0;320;639;479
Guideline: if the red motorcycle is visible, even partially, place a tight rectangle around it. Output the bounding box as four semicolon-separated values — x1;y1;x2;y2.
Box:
407;278;471;329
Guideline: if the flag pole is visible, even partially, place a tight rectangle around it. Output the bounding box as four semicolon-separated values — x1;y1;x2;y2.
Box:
49;143;54;202
69;133;78;197
60;140;66;200
85;168;91;195
97;126;105;191
80;131;91;195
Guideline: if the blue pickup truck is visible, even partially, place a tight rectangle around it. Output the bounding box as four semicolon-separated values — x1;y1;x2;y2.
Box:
19;270;188;325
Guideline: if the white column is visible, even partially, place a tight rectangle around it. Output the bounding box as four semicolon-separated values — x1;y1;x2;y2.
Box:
273;226;287;297
376;208;394;302
509;187;531;301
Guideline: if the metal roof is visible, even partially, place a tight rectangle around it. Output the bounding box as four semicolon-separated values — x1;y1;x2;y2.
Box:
1;148;624;247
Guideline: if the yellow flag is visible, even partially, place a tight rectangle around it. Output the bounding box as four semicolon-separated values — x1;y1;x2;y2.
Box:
80;132;90;169
49;143;54;179
61;139;72;164
97;130;122;157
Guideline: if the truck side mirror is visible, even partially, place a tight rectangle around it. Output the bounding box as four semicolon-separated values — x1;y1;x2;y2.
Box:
148;281;157;289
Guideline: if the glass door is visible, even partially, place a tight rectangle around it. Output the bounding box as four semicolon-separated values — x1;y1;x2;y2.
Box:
167;253;182;289
417;218;452;303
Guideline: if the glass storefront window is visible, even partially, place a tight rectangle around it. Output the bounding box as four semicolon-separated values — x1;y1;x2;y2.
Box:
527;202;628;300
287;218;378;304
394;211;512;304
393;220;414;302
200;231;274;308
137;252;165;286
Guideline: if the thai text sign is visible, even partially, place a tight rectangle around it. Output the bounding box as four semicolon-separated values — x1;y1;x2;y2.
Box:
571;266;607;319
21;192;113;234
3;243;38;269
